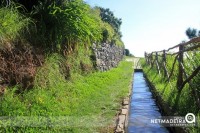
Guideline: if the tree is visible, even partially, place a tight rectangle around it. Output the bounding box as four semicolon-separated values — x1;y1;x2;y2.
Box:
99;7;122;34
125;49;130;56
98;7;123;45
186;28;198;39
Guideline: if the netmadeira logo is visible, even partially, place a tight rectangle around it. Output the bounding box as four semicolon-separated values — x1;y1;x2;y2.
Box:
150;113;196;127
185;113;196;124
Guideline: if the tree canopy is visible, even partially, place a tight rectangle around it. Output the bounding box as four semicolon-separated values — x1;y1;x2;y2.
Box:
185;27;200;39
99;7;122;37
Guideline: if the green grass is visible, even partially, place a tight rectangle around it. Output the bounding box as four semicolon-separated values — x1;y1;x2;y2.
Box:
0;54;133;133
141;54;200;133
0;6;30;47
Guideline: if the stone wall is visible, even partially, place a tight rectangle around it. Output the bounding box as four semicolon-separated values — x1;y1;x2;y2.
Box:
92;42;124;71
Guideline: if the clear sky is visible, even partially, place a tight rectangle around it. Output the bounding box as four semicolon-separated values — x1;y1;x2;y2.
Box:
84;0;200;57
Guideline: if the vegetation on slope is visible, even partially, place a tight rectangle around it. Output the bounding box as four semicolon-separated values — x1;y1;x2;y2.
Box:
0;4;31;47
0;0;123;85
0;0;124;87
0;0;123;50
0;58;133;132
0;0;128;132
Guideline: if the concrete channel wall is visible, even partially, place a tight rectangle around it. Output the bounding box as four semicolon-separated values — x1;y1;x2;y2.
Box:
115;97;131;133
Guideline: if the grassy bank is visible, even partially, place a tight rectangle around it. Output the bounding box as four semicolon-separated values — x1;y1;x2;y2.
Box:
0;1;129;132
141;56;200;133
0;55;133;133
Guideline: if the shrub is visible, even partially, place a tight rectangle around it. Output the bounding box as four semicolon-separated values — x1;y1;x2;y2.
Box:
0;5;30;47
28;0;102;52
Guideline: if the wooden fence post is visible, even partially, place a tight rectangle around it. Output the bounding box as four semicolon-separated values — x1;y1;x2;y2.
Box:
150;53;154;67
177;44;184;89
163;50;167;77
155;52;160;74
144;52;148;64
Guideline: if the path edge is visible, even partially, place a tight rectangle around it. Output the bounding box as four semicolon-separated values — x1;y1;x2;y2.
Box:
115;71;134;133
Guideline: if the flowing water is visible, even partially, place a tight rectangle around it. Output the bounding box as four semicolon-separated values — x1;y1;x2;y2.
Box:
128;72;169;133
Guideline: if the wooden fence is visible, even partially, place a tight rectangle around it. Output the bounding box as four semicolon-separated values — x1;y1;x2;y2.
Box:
144;37;200;108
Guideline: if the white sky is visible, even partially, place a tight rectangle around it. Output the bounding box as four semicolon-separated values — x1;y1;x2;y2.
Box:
85;0;200;57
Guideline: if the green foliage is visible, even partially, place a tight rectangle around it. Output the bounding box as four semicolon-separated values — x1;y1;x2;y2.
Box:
34;53;66;89
98;6;123;46
125;49;130;56
66;45;94;75
27;0;102;52
88;7;115;43
186;28;199;39
99;7;122;34
85;6;123;46
112;34;124;46
0;2;126;131
0;0;124;50
0;5;30;46
0;60;133;132
0;1;127;132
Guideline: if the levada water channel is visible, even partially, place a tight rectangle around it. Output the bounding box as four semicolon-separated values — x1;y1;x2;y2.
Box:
128;71;169;133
